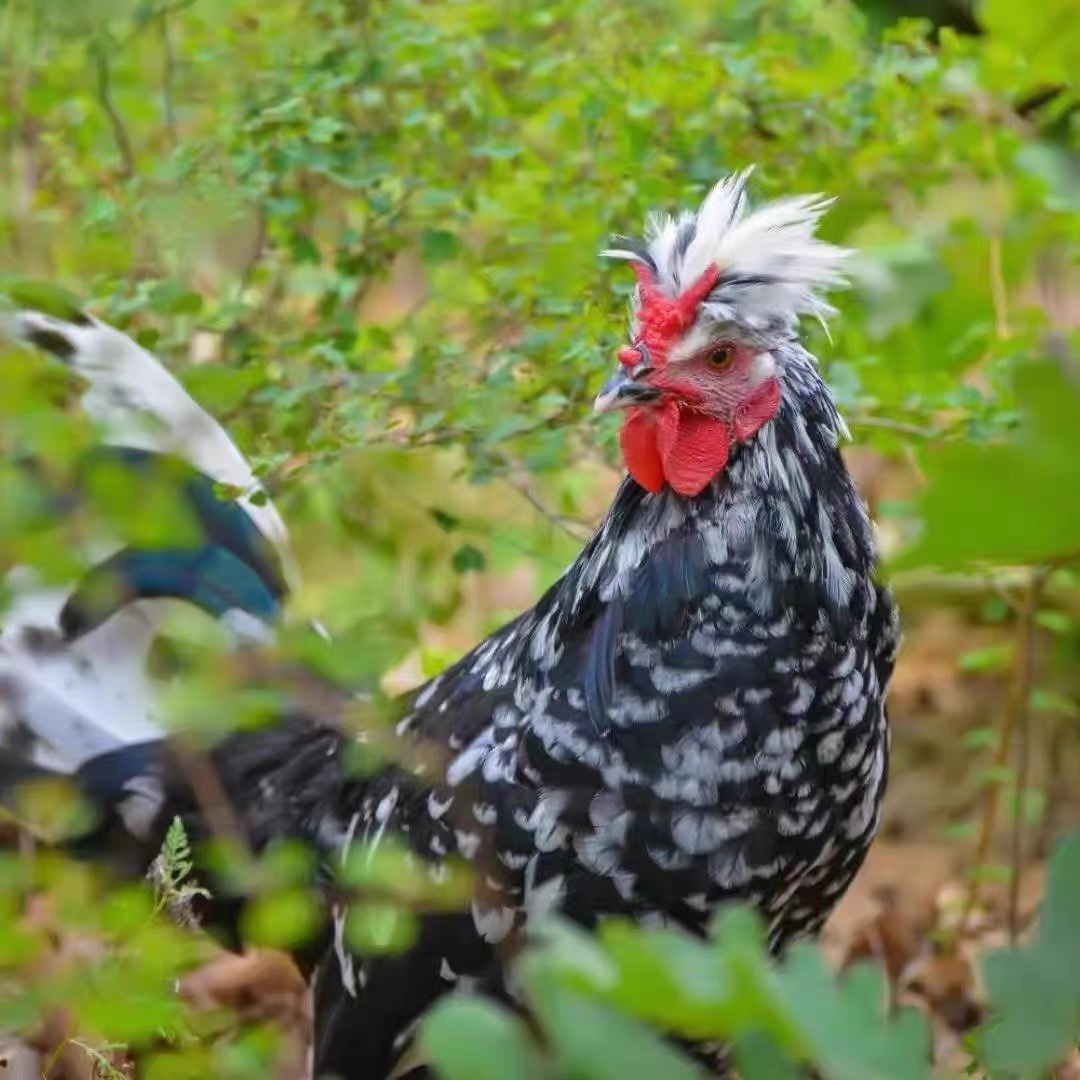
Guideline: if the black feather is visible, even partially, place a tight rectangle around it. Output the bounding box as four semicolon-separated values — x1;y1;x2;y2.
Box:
606;234;658;273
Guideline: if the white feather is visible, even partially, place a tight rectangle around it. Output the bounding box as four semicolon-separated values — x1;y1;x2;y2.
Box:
630;169;850;332
6;310;296;584
0;309;300;768
679;167;753;285
0;583;162;770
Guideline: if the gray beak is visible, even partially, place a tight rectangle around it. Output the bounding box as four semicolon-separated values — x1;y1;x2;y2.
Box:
594;365;660;413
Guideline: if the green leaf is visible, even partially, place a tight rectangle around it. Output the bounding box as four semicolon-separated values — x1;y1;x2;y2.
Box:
338;835;472;908
180;364;260;413
522;959;703;1080
343;902;417;955
775;950;930;1080
423;997;549;1080
1031;689;1079;718
980;832;1080;1073
734;1032;801;1080
1035;609;1073;635
240;888;321;949
898;363;1080;570
0;278;86;323
419;229;462;264
429;507;460;532
961;725;998;750
153;285;203;316
981;0;1078;82
451;543;486;574
957;644;1014;673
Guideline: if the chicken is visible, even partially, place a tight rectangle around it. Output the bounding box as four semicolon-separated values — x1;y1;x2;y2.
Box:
0;170;899;1077
0;304;295;787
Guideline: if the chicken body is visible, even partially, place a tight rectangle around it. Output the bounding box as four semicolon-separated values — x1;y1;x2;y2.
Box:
245;340;897;1076
1;173;899;1078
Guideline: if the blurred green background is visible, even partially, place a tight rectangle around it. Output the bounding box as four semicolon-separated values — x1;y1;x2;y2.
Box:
0;0;1078;1076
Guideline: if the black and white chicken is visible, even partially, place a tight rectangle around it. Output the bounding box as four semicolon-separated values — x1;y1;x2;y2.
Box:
0;170;899;1078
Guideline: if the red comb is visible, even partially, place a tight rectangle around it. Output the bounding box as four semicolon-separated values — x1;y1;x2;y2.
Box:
624;263;720;367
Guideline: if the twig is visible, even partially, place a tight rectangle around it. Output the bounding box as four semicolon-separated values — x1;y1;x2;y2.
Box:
980;120;1011;342
172;742;253;862
848;415;942;440
981;570;1024;616
889;564;1080;612
42;1030;129;1080
510;480;591;540
91;40;136;179
962;567;1045;937
160;6;178;146
498;470;592;542
3;0;39;259
221;205;270;340
481;444;593;540
1006;569;1044;943
988;233;1010;341
237;204;268;292
1035;721;1066;858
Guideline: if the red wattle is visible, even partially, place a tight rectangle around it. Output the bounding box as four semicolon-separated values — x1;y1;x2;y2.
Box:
620;403;731;497
619;409;665;493
734;376;781;442
657;406;731;496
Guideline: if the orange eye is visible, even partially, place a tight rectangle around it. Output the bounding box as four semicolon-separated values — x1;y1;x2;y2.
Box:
706;344;735;370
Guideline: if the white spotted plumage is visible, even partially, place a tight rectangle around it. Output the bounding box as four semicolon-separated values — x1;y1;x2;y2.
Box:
2;174;899;1080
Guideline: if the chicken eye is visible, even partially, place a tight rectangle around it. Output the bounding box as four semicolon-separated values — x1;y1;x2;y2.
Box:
706;344;735;371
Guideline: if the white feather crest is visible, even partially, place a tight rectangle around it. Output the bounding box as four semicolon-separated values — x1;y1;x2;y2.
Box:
608;169;850;332
679;167;755;285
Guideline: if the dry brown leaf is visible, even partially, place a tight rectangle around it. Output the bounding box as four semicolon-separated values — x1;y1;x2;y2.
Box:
179;948;311;1080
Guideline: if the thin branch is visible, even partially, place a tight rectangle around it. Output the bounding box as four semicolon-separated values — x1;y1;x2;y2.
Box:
502;475;592;542
848;415;943;440
91;41;136;179
994;553;1080;936
987;582;1023;616
1035;721;1066;858
988;232;1010;341
221;205;270;340
962;567;1045;936
160;6;178;147
238;204;269;292
124;0;201;43
981;120;1011;341
890;557;1080;606
1006;569;1044;943
484;447;592;541
1043;548;1080;572
172;742;253;862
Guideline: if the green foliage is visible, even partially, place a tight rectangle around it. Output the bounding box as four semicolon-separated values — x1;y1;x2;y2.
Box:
1;0;1078;1075
979;834;1080;1075
422;833;1080;1080
515;911;930;1079
158;817;197;895
0;0;1075;619
901;362;1080;569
